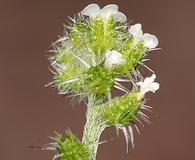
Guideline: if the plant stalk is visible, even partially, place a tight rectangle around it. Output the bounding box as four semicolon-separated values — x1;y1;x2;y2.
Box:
82;99;107;160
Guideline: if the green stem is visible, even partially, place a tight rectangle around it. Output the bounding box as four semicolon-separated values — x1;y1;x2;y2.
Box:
82;98;107;160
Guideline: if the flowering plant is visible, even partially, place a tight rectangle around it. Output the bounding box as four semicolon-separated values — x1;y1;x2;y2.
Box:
43;3;160;160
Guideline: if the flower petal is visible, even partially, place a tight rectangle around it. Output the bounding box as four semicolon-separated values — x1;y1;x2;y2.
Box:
144;74;156;84
150;82;160;93
142;33;159;49
137;74;160;95
81;4;100;18
115;12;127;22
105;50;126;68
129;23;143;38
100;4;119;19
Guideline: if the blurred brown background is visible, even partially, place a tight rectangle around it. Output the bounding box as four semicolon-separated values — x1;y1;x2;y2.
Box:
0;0;194;159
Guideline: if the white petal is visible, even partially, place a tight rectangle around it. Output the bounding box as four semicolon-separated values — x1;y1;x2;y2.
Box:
144;82;159;93
129;23;143;38
142;33;159;49
105;50;126;68
144;74;156;84
115;12;127;22
150;82;160;93
100;4;119;18
81;4;100;18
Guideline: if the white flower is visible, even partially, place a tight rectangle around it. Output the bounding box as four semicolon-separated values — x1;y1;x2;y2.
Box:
129;23;159;49
104;50;127;68
137;74;160;95
81;4;127;22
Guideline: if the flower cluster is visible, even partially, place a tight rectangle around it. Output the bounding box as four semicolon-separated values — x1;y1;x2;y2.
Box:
47;3;160;159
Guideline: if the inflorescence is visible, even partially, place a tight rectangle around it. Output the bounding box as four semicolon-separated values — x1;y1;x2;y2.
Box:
46;3;160;160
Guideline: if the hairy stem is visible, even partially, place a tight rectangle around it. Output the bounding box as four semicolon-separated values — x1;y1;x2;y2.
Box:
82;99;107;160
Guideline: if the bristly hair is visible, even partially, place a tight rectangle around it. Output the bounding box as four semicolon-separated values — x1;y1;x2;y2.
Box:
119;100;153;151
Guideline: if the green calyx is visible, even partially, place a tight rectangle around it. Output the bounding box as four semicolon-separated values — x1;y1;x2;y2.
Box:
55;131;90;160
85;65;115;97
54;64;115;98
101;91;141;125
70;16;127;54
